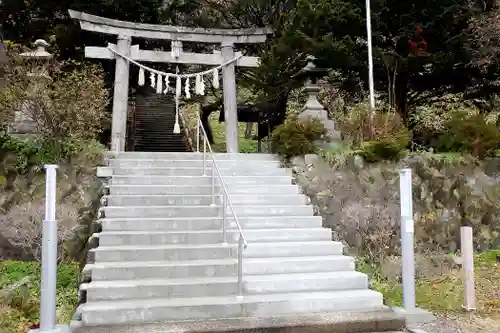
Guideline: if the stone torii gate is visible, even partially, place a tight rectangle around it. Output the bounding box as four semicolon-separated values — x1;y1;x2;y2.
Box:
69;10;271;153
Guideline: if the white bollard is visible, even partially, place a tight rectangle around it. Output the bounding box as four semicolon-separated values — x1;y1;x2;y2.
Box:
460;226;476;311
40;164;58;331
399;168;416;311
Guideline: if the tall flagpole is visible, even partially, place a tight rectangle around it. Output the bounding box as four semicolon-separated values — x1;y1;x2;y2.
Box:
366;0;375;110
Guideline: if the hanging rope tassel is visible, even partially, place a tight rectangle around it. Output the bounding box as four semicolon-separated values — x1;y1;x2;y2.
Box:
175;76;182;98
138;67;145;86
163;75;170;94
173;97;181;134
150;72;156;89
156;73;163;94
200;75;205;96
173;66;181;134
212;68;219;89
195;74;202;95
184;77;191;99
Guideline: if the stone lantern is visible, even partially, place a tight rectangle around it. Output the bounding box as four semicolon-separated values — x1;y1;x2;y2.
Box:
20;39;53;78
297;55;341;147
11;39;52;134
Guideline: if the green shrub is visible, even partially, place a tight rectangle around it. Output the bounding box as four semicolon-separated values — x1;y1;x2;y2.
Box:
0;131;104;174
358;137;408;163
270;117;326;159
341;103;407;145
410;96;475;136
340;104;409;163
431;112;500;158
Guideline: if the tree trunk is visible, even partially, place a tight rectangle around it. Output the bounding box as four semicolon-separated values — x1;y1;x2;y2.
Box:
244;122;254;138
395;71;410;125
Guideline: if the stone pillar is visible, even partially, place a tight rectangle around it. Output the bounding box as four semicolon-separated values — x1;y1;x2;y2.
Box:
221;41;239;153
111;35;131;152
298;79;341;147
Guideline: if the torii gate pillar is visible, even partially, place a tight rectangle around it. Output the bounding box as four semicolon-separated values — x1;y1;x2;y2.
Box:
221;42;238;153
112;35;131;152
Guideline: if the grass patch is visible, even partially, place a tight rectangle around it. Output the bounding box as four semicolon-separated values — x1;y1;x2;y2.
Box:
358;249;500;317
415;151;470;166
318;146;357;168
0;261;80;333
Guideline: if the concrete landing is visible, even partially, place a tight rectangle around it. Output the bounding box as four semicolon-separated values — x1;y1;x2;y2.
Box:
72;309;405;333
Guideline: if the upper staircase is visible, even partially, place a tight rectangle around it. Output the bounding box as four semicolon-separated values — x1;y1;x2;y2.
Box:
130;94;189;152
73;152;405;332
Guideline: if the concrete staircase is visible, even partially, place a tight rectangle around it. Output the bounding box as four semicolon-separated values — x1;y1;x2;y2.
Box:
73;152;405;333
132;94;189;152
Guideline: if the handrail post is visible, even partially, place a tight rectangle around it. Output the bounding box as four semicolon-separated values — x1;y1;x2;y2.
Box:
202;136;207;176
222;192;228;245
461;226;476;311
194;112;247;302
196;117;200;152
210;164;216;207
40;164;58;331
399;168;416;311
237;235;244;299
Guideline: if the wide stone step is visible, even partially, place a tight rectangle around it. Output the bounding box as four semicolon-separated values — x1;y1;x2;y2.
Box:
86;255;355;281
97;228;331;246
100;216;323;231
107;184;300;195
71;309;406;333
134;141;185;145
134;141;186;146
112;166;291;177
109;159;281;168
106;194;308;206
134;132;180;137
133;149;188;153
135;117;176;121
78;290;384;326
103;205;313;218
133;132;182;136
134;137;185;141
91;241;342;262
109;175;293;186
133;146;187;151
134;129;180;133
82;271;368;302
112;152;278;161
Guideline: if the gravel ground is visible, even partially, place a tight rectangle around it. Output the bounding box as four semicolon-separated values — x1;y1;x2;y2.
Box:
408;314;500;333
408;318;462;333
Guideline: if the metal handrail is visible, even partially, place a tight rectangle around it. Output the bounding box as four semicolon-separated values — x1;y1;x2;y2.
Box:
194;112;247;297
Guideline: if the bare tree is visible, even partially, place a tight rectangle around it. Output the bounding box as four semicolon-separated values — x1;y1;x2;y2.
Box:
468;1;500;73
1;201;78;261
0;48;109;142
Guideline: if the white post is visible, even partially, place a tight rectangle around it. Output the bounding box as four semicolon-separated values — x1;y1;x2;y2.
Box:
365;0;375;110
40;164;58;330
196;117;200;152
237;235;244;298
111;35;131;152
202;137;207;176
210;165;216;207
399;168;416;311
222;193;228;245
221;41;239;153
460;226;476;311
